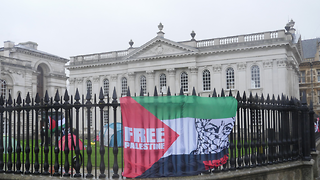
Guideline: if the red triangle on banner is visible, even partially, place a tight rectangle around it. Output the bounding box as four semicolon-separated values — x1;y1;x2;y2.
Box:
121;97;179;178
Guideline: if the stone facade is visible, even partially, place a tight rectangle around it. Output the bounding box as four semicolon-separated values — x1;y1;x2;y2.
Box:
0;41;68;100
67;22;303;133
299;38;320;115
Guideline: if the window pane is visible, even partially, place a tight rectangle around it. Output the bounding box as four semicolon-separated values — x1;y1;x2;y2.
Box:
140;75;147;95
203;70;211;91
160;74;167;93
0;79;6;99
103;79;109;96
251;65;260;88
226;68;235;89
121;77;128;96
87;80;92;97
181;72;188;92
299;71;306;83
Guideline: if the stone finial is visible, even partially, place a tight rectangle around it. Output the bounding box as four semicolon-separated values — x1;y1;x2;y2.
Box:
158;23;164;31
285;19;295;32
191;30;196;40
129;39;134;48
157;23;165;37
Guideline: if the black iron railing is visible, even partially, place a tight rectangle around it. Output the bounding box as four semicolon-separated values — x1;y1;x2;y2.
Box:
0;86;316;178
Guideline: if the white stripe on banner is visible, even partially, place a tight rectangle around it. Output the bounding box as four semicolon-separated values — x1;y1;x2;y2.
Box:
162;117;235;158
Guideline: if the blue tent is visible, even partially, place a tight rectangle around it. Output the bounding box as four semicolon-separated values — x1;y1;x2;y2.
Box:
99;123;123;147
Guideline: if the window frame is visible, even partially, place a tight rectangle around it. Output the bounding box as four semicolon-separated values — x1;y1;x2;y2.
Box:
86;80;92;97
180;72;189;93
251;65;260;88
103;79;109;96
159;73;167;94
140;75;147;95
226;67;235;90
121;77;128;96
203;69;211;91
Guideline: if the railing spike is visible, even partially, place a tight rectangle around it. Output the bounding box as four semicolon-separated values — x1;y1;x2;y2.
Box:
236;91;241;101
140;86;144;96
26;92;31;104
261;93;265;102
64;89;70;101
17;92;22;104
242;91;247;101
112;87;117;100
192;87;196;96
86;88;91;100
127;87;131;97
99;87;104;99
154;86;158;96
35;93;40;103
229;89;233;97
266;94;270;103
44;90;49;103
54;89;60;102
179;87;184;95
0;95;4;105
221;88;225;97
167;86;171;96
212;88;217;97
75;89;80;101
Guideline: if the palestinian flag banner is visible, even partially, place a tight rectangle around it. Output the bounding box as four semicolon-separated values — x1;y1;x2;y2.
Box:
120;95;237;178
49;115;65;133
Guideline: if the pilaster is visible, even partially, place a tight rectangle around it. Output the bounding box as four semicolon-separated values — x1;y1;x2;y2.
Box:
166;68;176;94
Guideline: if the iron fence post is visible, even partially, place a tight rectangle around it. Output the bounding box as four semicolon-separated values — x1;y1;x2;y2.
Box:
301;92;311;161
24;93;31;174
309;100;316;152
112;87;119;178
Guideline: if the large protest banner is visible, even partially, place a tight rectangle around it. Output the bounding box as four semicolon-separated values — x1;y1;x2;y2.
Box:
120;95;237;178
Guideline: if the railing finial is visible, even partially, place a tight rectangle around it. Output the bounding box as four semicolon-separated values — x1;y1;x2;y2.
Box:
167;86;171;96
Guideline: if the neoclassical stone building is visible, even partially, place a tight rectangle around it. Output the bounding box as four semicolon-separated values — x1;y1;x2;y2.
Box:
0;41;68;100
67;21;302;99
66;21;303;133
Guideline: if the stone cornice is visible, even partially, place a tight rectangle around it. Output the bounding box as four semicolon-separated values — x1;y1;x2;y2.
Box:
14;47;69;63
66;42;290;70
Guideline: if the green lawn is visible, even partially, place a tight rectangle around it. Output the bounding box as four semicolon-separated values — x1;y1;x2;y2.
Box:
2;139;123;169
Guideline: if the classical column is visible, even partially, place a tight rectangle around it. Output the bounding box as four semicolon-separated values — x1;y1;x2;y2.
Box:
128;72;135;94
110;75;118;95
93;76;100;96
188;66;198;93
146;70;155;95
263;60;274;95
237;62;246;93
276;59;288;96
166;68;176;94
212;65;222;91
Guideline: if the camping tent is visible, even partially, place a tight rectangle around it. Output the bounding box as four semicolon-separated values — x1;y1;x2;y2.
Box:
99;123;122;147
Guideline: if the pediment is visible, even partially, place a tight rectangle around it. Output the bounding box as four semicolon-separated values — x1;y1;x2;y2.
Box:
126;37;198;59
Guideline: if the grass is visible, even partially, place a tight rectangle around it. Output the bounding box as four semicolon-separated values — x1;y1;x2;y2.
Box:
2;138;123;169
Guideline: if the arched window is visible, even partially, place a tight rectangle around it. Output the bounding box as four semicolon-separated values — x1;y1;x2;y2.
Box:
86;80;92;97
203;70;211;91
0;79;6;99
181;72;188;92
159;74;167;94
226;68;235;89
121;77;128;96
103;79;109;96
140;75;147;95
251;65;260;88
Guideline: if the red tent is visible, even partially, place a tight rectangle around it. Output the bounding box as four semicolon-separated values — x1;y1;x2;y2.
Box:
58;134;86;151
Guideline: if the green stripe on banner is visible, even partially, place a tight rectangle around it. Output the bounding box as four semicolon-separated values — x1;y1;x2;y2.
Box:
132;96;237;120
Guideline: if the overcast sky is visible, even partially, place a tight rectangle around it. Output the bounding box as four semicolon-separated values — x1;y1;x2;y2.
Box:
1;0;319;59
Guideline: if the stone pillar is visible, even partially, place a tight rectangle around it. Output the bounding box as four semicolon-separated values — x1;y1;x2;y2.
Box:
277;59;288;96
128;72;135;95
263;60;273;95
237;63;246;93
166;68;176;94
146;70;155;95
93;76;100;97
189;66;198;93
110;75;118;96
212;65;222;91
